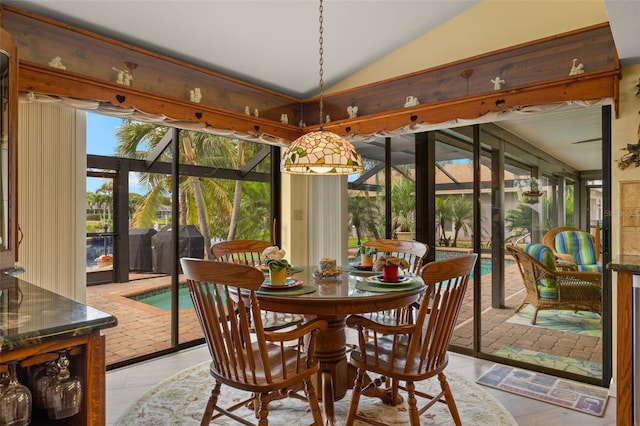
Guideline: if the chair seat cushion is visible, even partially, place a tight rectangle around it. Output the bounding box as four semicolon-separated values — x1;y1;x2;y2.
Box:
524;243;558;299
577;264;603;273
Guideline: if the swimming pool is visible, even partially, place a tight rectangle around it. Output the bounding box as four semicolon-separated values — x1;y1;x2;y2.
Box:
436;256;512;275
128;285;194;310
479;258;512;275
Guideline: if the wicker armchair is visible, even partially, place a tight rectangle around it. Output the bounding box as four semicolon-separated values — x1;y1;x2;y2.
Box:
506;244;602;324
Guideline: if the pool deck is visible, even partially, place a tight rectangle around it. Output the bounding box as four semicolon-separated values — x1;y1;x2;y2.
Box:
87;274;202;364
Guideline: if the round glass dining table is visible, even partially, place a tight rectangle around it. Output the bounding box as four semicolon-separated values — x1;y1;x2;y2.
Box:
256;265;425;426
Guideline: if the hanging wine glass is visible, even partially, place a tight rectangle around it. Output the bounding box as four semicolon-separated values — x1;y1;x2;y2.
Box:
33;360;58;410
0;366;10;405
0;365;9;389
0;361;32;426
44;351;82;420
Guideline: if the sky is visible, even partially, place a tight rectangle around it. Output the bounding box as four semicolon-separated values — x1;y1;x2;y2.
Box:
87;113;145;194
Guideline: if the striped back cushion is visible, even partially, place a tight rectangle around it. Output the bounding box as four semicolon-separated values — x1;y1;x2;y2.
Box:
524;243;558;299
554;231;598;268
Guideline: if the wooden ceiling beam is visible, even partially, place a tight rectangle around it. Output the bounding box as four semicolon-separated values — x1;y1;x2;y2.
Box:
4;4;620;143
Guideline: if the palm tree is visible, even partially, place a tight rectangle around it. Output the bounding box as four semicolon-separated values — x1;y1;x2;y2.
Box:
227;139;244;241
391;179;416;235
435;196;453;246
235;181;271;241
505;203;534;243
348;196;381;245
450;195;473;247
95;181;113;228
116;121;238;258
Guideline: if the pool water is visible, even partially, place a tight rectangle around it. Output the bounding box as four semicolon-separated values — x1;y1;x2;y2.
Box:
436;256;512;275
134;287;194;310
480;258;493;275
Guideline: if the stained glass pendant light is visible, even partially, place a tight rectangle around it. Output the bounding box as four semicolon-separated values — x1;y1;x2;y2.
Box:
281;0;363;175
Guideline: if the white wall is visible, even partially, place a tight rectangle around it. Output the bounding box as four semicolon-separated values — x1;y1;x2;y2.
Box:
609;64;640;391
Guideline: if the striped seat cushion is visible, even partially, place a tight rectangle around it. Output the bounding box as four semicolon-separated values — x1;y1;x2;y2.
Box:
524;243;558;299
554;231;601;272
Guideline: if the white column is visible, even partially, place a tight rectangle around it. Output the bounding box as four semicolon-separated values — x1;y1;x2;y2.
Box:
279;173;309;268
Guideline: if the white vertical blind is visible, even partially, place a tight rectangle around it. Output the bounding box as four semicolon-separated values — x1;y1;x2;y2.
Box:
17;102;86;300
308;174;349;266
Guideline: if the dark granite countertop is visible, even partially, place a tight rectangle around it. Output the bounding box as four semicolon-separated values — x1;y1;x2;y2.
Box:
607;255;640;273
0;275;117;352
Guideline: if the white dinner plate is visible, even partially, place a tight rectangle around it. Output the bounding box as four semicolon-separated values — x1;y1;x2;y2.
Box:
366;275;415;286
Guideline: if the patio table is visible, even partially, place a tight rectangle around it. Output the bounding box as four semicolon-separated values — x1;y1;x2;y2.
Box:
256;266;425;426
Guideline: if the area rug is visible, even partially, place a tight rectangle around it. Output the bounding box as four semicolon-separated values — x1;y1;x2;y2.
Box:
506;306;602;337
494;345;602;379
477;364;608;417
115;361;518;425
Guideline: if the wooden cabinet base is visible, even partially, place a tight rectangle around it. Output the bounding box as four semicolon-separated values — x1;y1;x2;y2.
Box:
0;332;107;426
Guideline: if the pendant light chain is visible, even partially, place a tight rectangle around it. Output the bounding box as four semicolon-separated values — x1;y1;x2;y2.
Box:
280;0;363;175
318;0;325;129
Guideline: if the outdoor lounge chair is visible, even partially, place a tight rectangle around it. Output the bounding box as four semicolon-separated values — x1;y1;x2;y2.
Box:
506;244;602;324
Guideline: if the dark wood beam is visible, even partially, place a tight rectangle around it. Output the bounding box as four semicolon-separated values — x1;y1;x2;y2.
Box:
5;3;620;141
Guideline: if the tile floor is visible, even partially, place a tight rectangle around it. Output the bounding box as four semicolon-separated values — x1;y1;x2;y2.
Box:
105;344;616;425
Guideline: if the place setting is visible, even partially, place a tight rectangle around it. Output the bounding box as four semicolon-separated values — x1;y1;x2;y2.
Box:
343;245;380;276
355;255;424;293
342;262;380;276
257;254;316;296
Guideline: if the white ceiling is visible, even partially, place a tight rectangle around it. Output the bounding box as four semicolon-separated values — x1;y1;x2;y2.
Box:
2;0;639;172
2;0;480;98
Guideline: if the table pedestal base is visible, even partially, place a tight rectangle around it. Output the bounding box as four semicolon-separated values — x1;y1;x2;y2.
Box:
312;315;402;425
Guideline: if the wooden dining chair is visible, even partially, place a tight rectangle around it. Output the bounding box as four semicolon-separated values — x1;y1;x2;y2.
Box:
345;253;478;426
211;239;303;330
363;239;428;274
180;258;327;426
210;239;273;266
361;239;429;325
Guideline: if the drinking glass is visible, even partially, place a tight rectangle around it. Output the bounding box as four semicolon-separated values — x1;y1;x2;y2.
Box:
0;366;9;388
0;362;32;426
33;361;58;410
44;351;82;420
